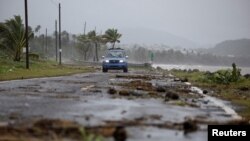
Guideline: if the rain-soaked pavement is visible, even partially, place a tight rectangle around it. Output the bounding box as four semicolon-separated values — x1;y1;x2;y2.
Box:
0;70;242;141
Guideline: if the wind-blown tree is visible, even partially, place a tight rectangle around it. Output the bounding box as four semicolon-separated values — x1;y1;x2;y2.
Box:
34;25;41;36
61;30;70;45
87;30;103;61
103;28;122;48
0;15;33;61
76;34;91;60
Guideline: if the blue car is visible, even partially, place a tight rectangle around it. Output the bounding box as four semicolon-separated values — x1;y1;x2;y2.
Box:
102;48;128;72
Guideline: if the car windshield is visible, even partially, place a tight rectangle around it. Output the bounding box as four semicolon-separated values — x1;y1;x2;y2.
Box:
106;51;125;58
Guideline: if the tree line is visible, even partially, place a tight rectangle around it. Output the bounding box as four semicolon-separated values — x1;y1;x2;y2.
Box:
0;15;122;62
2;16;249;67
126;45;250;67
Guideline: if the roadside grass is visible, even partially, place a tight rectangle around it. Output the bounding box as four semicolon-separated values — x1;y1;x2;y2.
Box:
171;70;250;120
0;59;94;81
170;71;204;82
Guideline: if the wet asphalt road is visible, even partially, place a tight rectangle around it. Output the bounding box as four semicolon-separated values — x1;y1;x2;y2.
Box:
0;71;240;141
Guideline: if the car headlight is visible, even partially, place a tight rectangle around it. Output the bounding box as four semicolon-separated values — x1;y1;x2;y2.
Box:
105;60;109;63
119;60;124;63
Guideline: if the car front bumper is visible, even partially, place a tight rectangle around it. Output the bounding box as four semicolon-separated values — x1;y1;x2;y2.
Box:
102;62;128;70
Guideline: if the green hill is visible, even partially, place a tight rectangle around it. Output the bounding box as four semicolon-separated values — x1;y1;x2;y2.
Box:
209;39;250;57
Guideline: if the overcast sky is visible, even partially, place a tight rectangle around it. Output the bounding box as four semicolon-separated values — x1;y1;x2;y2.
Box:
0;0;250;45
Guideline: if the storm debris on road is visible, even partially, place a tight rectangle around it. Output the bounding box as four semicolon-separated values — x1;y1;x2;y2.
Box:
0;70;244;141
108;87;117;94
165;91;180;101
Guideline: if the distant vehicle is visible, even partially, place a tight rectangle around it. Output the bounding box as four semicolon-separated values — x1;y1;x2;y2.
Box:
102;48;128;72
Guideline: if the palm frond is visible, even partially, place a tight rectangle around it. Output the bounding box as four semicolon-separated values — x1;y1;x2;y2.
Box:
0;15;33;61
103;28;122;48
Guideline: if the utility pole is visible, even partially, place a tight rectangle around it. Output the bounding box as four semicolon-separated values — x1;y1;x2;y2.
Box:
55;20;58;62
59;3;62;65
42;34;45;55
45;28;47;58
71;37;74;59
24;0;29;69
84;21;86;35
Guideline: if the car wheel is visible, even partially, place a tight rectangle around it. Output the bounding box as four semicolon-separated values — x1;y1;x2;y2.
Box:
123;68;128;73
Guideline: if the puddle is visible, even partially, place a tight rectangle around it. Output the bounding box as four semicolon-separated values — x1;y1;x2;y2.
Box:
190;86;241;120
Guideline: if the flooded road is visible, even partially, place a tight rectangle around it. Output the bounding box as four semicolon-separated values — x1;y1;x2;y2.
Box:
0;70;242;141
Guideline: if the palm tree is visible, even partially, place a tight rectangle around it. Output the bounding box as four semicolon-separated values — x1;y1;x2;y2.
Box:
103;28;122;48
34;25;41;36
77;34;91;60
0;15;33;61
61;30;70;45
87;30;102;61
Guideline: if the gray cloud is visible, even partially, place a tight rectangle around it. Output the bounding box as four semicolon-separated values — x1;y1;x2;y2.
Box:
1;0;250;45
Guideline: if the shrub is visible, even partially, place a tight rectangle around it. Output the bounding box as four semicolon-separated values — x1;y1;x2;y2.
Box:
231;63;241;82
29;53;39;60
204;63;241;84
